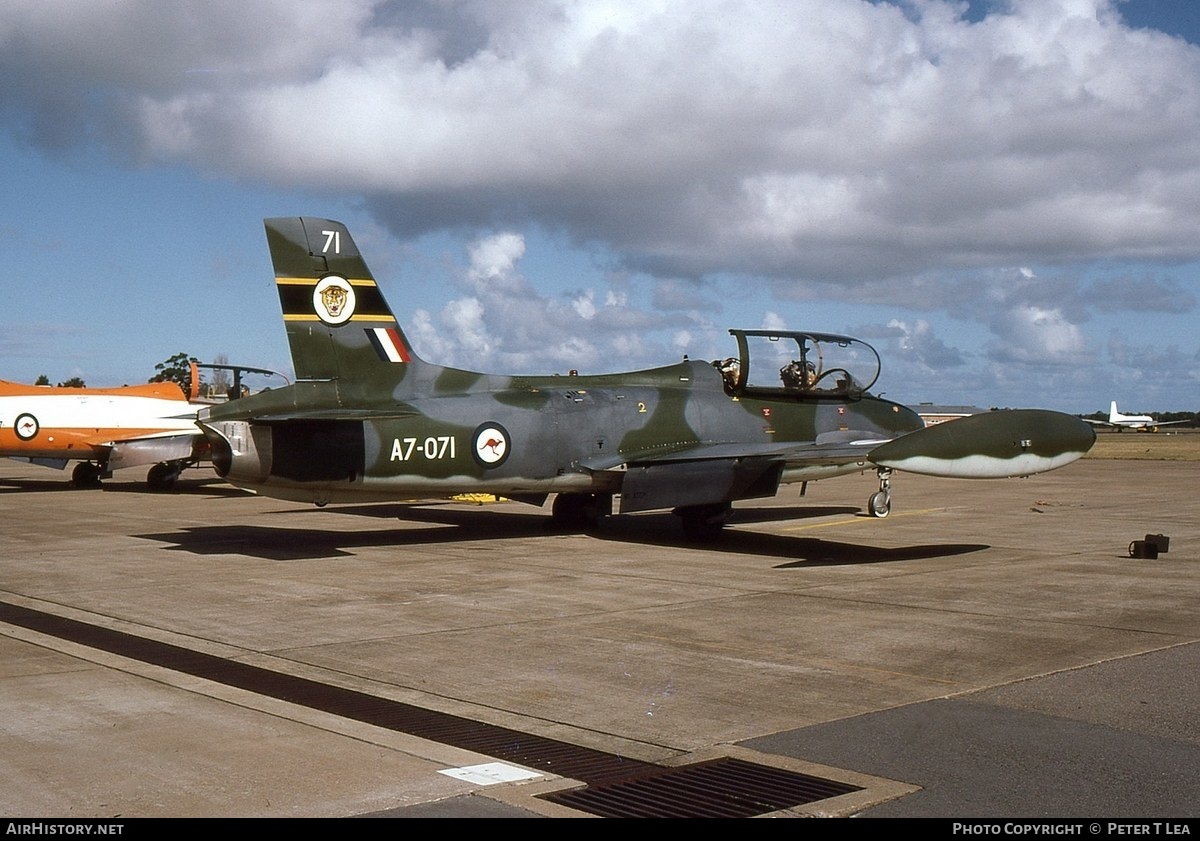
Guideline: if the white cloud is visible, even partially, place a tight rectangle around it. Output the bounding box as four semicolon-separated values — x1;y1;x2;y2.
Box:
988;304;1090;365
3;0;1199;407
403;227;697;372
466;232;526;293
6;0;1199;281
760;311;788;332
442;297;493;356
572;289;597;319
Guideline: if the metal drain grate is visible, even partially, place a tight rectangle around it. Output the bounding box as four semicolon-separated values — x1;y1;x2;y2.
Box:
2;600;861;817
541;757;862;817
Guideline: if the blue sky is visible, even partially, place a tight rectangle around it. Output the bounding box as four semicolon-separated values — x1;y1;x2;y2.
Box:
1;0;1198;414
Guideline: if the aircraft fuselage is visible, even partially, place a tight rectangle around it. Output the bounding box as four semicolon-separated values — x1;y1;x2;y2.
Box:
202;359;923;506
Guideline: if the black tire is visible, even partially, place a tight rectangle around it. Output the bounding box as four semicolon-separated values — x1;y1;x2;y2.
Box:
71;462;102;488
868;491;891;518
146;462;179;492
551;493;603;531
677;503;730;541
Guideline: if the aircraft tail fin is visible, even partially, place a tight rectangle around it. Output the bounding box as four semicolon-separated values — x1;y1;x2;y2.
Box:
188;360;201;401
265;217;424;384
1110;400;1120;422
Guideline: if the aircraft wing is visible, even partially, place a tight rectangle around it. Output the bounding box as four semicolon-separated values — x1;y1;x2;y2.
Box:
602;438;880;514
600;409;1094;514
582;437;881;469
1141;418;1192;427
1082;417;1190;429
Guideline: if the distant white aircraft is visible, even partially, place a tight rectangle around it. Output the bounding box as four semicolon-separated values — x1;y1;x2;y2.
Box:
1085;401;1191;432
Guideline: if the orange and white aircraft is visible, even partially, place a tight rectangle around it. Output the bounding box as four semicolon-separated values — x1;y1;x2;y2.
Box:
0;378;209;489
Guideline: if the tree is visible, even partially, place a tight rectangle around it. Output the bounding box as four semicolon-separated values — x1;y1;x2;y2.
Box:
35;374;50;386
206;353;231;399
56;376;85;388
149;352;199;395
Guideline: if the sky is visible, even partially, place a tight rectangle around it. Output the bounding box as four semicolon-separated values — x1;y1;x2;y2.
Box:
1;0;1198;414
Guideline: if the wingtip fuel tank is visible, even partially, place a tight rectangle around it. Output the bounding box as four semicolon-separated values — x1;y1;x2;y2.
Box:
869;409;1096;479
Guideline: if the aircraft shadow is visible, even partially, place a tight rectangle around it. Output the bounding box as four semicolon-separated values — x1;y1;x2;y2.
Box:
103;479;247;498
0;477;80;494
589;513;989;567
135;501;989;565
311;502;989;565
134;512;554;561
0;475;243;497
291;501;861;525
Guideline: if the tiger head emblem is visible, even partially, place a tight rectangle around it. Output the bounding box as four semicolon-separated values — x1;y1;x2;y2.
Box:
312;276;355;325
320;284;348;318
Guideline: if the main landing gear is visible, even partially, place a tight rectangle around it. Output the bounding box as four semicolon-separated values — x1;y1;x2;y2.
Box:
867;467;892;518
550;493;611;531
70;459;192;491
71;462;105;488
675;502;732;541
146;460;188;491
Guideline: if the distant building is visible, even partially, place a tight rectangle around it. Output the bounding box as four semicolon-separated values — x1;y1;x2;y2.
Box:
911;403;988;426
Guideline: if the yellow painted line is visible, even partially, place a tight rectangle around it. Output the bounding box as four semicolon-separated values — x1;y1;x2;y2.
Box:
781;508;947;533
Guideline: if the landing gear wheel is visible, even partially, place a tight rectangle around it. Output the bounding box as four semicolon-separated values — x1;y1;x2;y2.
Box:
868;490;891;518
146;461;180;491
551;493;608;531
868;467;892;518
71;462;103;488
676;503;731;541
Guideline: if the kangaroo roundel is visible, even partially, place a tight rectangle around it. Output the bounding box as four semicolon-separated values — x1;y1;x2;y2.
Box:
15;412;40;441
472;422;510;468
313;275;356;325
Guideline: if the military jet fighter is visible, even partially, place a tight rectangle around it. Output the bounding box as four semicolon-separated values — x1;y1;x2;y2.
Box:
197;217;1096;538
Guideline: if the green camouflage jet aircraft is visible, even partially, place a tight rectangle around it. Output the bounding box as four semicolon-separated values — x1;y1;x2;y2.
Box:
197;217;1096;539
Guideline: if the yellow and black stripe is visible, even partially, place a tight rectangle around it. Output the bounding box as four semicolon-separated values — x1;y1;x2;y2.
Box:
276;277;397;323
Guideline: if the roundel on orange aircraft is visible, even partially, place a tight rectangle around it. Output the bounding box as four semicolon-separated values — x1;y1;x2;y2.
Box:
472;422;510;469
14;413;39;441
313;275;356;326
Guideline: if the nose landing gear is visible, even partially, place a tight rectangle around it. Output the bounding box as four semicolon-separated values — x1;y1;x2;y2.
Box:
868;467;892;518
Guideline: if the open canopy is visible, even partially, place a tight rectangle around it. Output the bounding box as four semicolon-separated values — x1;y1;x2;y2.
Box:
715;329;882;399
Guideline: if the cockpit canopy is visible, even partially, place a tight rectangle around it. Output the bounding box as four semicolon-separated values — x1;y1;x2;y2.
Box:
715;329;881;399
